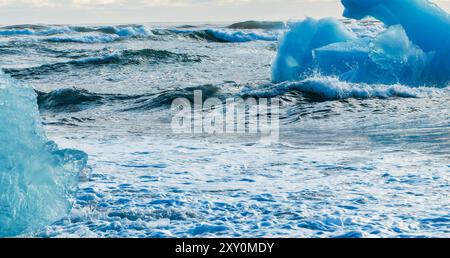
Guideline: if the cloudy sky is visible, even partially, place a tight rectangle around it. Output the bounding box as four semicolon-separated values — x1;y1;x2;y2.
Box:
0;0;450;25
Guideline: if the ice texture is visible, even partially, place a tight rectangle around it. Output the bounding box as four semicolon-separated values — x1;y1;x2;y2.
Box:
272;0;450;86
0;71;87;237
272;18;356;83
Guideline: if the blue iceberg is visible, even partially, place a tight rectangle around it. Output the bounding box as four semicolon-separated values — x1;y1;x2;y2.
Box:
272;0;450;86
272;17;357;83
0;71;87;237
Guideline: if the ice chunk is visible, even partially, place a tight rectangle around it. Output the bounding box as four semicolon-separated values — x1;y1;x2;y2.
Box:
272;0;450;86
0;71;87;237
317;26;432;84
368;25;431;83
341;0;450;52
341;0;450;85
272;18;356;83
313;37;371;76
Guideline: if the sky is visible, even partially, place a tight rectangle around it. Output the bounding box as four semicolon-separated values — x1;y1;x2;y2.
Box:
0;0;450;25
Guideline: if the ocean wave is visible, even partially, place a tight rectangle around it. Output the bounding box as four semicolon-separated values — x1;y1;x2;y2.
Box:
0;24;50;30
123;84;221;111
170;29;227;42
43;26;154;43
5;49;203;79
171;28;279;42
70;25;154;37
45;34;120;43
241;76;444;100
37;88;143;113
120;48;202;63
37;88;106;112
1;24;277;43
0;24;155;45
0;26;73;36
34;78;449;115
5;53;121;78
98;25;154;37
36;84;221;112
0;28;35;36
207;29;279;42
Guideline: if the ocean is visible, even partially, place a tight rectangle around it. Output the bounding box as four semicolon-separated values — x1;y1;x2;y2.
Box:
0;20;449;238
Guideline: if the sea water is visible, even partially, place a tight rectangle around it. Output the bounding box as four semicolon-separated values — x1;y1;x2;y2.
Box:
0;1;449;238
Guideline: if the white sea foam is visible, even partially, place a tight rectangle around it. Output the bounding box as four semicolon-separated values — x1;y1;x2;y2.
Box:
0;26;74;36
45;34;120;43
243;76;444;99
207;29;279;42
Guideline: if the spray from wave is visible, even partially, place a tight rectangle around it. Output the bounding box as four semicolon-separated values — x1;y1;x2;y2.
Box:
243;76;445;100
170;28;280;43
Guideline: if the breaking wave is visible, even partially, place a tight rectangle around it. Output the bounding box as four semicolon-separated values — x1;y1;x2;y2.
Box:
242;76;446;100
36;84;221;112
0;25;154;38
45;35;120;43
37;88;106;112
1;24;280;44
95;25;154;37
171;28;279;42
35;76;449;116
0;26;73;36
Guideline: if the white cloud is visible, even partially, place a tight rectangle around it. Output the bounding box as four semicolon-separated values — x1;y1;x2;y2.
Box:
0;0;449;8
0;0;449;24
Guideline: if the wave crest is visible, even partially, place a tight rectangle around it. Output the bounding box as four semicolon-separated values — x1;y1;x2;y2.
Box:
243;76;443;100
0;26;73;36
36;84;221;113
171;28;279;42
5;49;203;79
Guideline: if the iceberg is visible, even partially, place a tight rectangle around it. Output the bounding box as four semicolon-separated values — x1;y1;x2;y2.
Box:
341;0;450;52
272;0;450;86
272;17;357;83
0;70;87;237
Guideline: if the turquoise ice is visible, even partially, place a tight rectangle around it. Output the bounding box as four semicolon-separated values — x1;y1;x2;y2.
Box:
0;71;87;237
273;0;450;86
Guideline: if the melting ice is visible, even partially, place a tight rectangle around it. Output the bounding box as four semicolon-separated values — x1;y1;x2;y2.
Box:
0;71;88;237
273;0;450;86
